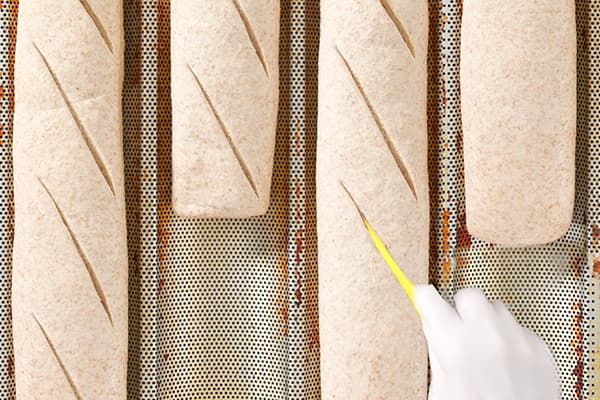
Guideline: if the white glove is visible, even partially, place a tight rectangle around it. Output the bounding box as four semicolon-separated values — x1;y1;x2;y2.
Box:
413;285;561;400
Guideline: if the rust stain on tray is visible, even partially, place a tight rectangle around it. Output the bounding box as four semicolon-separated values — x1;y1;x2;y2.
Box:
293;228;305;308
570;299;583;400
157;225;170;270
456;213;471;249
7;357;13;377
593;258;600;278
306;266;320;349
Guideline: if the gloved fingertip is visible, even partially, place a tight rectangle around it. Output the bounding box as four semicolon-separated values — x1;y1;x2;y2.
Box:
413;284;459;329
454;287;496;322
454;287;487;304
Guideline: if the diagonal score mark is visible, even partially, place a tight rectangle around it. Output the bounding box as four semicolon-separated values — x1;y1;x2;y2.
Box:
380;0;416;58
38;177;114;326
32;314;84;400
340;181;367;221
231;0;269;77
77;0;113;54
34;43;116;196
336;47;418;200
187;64;260;198
340;181;420;313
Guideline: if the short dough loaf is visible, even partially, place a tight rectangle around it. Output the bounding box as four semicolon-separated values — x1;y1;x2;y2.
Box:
461;0;577;246
12;0;127;398
317;1;429;398
171;0;280;218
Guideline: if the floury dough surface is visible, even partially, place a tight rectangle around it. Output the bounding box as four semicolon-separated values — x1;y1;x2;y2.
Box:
461;0;577;246
171;0;280;218
317;1;429;398
12;0;128;398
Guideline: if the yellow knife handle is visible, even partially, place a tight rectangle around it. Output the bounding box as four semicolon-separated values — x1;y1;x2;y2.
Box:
363;218;420;316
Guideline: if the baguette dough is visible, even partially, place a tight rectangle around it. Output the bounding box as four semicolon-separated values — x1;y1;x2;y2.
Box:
317;1;429;398
461;0;577;246
12;0;127;398
171;0;279;218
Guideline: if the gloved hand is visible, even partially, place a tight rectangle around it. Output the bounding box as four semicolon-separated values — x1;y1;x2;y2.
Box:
413;285;561;400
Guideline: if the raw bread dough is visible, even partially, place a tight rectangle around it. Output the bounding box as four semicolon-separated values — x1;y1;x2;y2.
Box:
171;0;280;218
461;0;577;246
317;0;429;398
12;0;127;398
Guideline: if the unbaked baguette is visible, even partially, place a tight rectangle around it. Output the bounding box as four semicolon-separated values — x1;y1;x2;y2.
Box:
171;0;279;218
461;0;577;246
12;0;127;398
317;1;429;398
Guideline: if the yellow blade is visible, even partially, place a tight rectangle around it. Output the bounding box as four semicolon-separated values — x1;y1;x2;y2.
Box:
361;217;420;316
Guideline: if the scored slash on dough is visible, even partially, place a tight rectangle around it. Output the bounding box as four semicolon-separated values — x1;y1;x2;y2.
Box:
340;181;368;221
187;63;260;198
340;181;420;312
336;46;418;200
32;314;84;400
379;0;416;58
38;177;114;326
231;0;269;77
77;0;113;54
33;43;116;197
